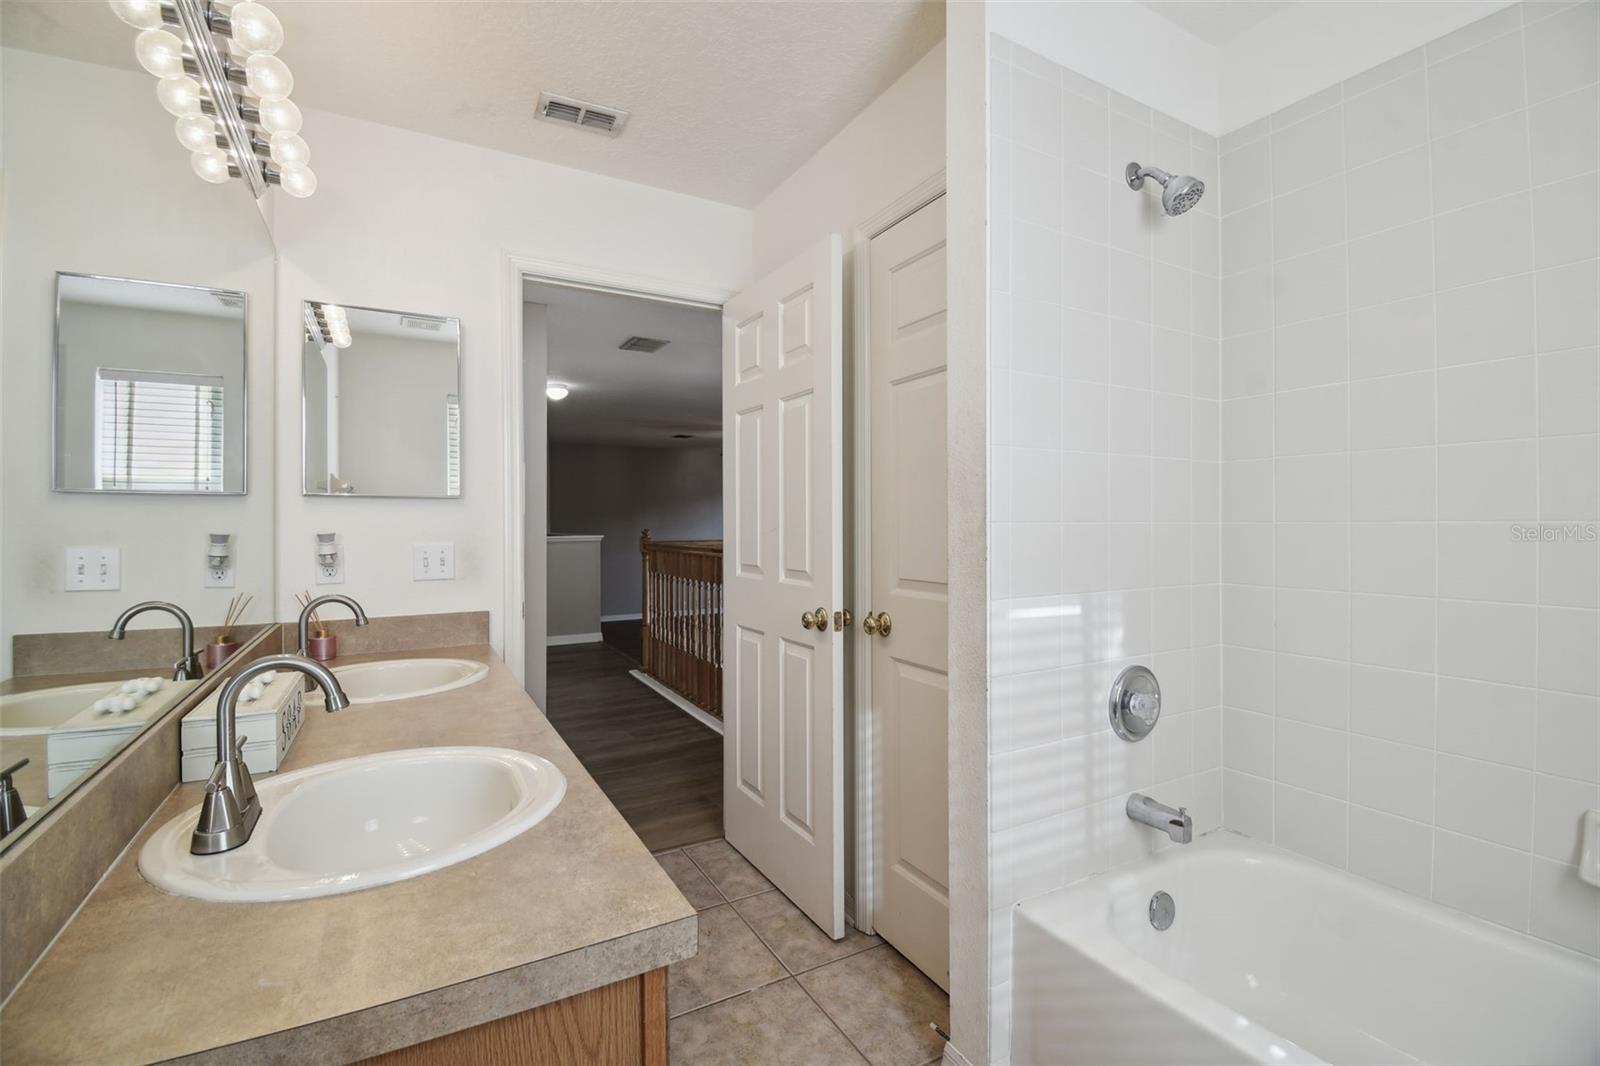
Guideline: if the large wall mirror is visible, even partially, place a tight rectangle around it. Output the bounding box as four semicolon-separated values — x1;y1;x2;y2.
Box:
302;301;463;497
54;273;248;495
0;40;276;853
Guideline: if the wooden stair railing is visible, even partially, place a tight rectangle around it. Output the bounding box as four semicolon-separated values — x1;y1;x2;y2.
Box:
639;531;723;719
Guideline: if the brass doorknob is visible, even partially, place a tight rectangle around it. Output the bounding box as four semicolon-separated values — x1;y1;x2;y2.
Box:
800;607;828;630
833;610;852;631
862;611;893;637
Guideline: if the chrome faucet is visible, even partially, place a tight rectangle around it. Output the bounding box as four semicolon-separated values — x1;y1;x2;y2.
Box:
1127;792;1193;844
191;655;350;855
108;601;202;681
1;758;30;839
296;593;368;655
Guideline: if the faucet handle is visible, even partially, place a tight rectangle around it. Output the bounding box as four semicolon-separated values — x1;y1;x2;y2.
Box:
0;758;29;783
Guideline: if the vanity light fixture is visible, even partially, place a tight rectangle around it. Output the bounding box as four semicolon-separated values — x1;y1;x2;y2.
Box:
109;0;317;198
545;383;571;401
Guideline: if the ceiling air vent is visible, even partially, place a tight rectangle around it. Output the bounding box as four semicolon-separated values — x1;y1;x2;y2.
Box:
536;92;630;138
214;292;245;309
672;434;695;439
619;335;668;353
400;315;446;332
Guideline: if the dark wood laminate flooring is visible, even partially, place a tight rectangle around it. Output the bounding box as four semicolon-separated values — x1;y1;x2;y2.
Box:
601;619;643;664
545;640;722;852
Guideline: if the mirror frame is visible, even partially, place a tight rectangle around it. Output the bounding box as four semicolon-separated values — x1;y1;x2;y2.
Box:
299;299;464;499
51;270;251;497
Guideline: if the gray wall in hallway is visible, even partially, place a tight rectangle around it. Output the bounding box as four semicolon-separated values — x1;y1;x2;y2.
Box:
548;442;722;617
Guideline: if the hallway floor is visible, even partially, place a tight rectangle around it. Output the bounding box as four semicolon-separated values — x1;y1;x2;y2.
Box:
658;839;949;1066
544;639;722;851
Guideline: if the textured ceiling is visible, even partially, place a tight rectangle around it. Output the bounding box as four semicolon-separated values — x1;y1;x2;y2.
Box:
2;0;944;207
527;281;721;448
1140;1;1293;44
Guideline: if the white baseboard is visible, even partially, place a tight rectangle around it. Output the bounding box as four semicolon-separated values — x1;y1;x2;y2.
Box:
600;612;642;622
547;632;603;646
628;669;724;735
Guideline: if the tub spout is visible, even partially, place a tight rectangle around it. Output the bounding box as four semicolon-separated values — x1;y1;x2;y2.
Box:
1128;792;1192;843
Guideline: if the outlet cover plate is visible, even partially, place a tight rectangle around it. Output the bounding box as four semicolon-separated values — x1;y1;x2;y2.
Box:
413;542;455;581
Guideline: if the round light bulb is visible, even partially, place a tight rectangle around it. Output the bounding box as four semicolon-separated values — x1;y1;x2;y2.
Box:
546;383;571;401
268;131;309;168
133;28;186;77
109;0;164;30
227;1;284;55
256;96;302;135
155;73;203;117
190;147;233;184
244;53;293;99
175;113;217;151
277;163;317;198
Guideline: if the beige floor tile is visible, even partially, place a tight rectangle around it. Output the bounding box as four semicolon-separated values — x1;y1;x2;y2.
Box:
733;889;882;974
683;838;774;900
667;902;787;1017
669;978;867;1066
796;946;949;1066
657;850;726;911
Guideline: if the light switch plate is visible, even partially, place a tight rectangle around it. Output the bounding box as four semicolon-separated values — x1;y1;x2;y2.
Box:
65;545;120;591
413;542;455;581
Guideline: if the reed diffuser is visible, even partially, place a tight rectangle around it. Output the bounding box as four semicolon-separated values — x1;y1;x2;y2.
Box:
297;590;337;661
206;593;253;670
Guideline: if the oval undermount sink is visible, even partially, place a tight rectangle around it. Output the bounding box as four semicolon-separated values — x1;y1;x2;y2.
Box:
308;657;490;705
138;746;565;902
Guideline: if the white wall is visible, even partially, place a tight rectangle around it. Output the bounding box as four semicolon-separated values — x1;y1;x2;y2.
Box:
1216;0;1599;958
1;49;276;675
330;332;458;496
987;37;1225;1063
270;108;751;684
549;442;722;617
751;42;946;275
1217;0;1518;133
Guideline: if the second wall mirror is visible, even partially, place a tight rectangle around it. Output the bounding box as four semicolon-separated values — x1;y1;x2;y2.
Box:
301;301;462;498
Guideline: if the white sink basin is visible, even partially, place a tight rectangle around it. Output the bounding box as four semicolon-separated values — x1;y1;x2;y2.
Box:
309;657;489;705
138;746;565;902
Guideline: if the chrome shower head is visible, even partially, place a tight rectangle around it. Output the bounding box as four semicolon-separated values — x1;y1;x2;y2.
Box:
1126;162;1205;216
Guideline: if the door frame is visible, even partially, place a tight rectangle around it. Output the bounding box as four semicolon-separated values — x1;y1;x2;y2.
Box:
847;170;946;936
499;251;732;700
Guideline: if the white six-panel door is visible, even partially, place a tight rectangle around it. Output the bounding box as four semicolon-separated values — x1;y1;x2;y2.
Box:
722;235;845;938
867;197;950;988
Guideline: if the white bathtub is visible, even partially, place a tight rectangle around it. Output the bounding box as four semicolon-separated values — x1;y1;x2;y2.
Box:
1012;832;1600;1065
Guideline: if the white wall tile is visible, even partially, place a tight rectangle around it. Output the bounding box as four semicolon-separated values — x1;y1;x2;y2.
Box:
1537;690;1600;782
1351;594;1437;672
1350;664;1437;747
1432;829;1531;929
1343;70;1429;168
1537;260;1600;351
1437;440;1537;520
1275;454;1351;522
1276;653;1351;729
1223;769;1274;838
1349;735;1435;820
1062;92;1109;175
1532;173;1600;269
1438;599;1538;686
1276;385;1349;455
1350;296;1435;380
1276;523;1349;591
1427;32;1527;137
1527;84;1599;176
1222;332;1274;398
1351;447;1436;521
1274;176;1347;261
1346;147;1432;238
1276;721;1350;798
1538;606;1600;695
1435;754;1535;848
1436;275;1536;366
1274;246;1349;325
1533;773;1600;863
1439;522;1537;602
1274;784;1350;866
1349;221;1433;308
1434;194;1534;290
1351;523;1437;597
1530;858;1600;956
1538;349;1599;435
1276;588;1351;659
1429;111;1531;213
1350;372;1436;450
1521;0;1600;104
1349;806;1434;896
1221;137;1272;214
1275;314;1348;391
1438;357;1536;443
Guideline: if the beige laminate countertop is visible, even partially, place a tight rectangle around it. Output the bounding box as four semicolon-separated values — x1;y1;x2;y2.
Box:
0;645;698;1064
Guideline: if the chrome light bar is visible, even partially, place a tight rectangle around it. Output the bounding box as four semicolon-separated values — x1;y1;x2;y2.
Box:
109;0;317;198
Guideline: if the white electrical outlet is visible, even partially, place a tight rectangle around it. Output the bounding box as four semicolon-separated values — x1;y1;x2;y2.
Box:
205;565;236;589
315;533;344;585
65;545;120;591
413;542;455;581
